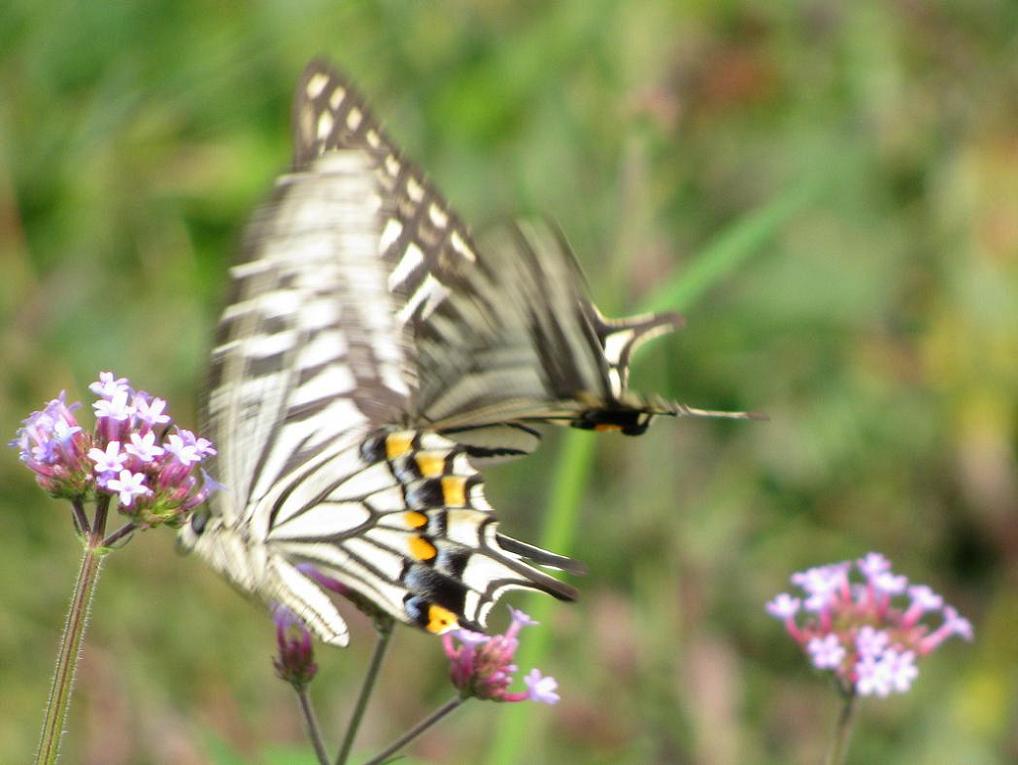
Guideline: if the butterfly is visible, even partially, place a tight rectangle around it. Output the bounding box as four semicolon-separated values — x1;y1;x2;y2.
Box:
177;59;752;647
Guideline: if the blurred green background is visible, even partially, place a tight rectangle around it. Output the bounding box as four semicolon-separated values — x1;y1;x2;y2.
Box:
2;1;1016;763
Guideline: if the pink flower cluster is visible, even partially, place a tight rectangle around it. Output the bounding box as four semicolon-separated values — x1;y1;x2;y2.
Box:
767;553;973;697
11;372;217;527
443;607;559;704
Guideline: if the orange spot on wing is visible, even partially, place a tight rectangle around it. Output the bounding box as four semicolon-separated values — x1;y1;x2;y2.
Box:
415;452;446;477
441;475;467;507
385;432;414;459
409;535;437;561
594;423;623;432
426;604;459;634
404;511;428;529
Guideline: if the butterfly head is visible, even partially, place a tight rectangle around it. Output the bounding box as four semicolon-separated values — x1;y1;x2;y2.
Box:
176;506;213;554
571;407;655;436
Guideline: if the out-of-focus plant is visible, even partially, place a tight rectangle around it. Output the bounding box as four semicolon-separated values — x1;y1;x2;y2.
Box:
11;373;217;765
489;179;822;764
269;604;557;765
766;553;974;765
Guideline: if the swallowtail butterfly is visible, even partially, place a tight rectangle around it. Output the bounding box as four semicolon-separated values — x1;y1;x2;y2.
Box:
178;60;752;646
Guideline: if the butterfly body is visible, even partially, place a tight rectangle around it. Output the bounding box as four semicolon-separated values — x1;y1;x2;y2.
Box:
179;60;751;646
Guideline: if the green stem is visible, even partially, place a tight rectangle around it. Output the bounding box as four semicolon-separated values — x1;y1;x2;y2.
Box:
362;696;464;765
70;498;89;537
335;618;394;765
35;495;110;765
485;433;596;764
487;181;823;765
824;691;857;765
297;686;330;765
101;522;137;549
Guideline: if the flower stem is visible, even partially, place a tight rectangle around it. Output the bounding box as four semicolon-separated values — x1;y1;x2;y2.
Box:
824;690;857;765
296;686;329;765
363;696;465;765
335;617;394;765
70;498;89;537
35;496;111;765
101;522;137;549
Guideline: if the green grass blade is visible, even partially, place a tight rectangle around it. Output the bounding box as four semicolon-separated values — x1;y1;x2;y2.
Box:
485;181;820;764
642;179;821;314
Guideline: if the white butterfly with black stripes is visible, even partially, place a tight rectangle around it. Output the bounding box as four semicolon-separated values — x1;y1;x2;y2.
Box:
177;59;752;646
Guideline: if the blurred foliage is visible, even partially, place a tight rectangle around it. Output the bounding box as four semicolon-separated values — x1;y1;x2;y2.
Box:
2;1;1017;764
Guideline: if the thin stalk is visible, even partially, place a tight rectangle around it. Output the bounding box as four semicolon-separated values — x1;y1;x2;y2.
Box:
101;522;137;549
297;687;330;765
35;495;111;765
335;618;394;765
824;691;857;765
70;498;89;537
363;696;464;765
91;497;108;544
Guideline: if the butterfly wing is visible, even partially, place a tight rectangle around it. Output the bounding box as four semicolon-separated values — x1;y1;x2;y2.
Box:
184;59;749;646
203;150;407;529
187;141;579;646
293;60;751;440
264;428;579;641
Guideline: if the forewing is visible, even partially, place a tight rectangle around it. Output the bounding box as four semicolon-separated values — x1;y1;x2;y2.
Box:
290;61;718;440
293;59;482;340
412;218;697;433
204;150;408;526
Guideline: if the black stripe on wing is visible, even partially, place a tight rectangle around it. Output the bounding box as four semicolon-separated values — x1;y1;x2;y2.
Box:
291;62;753;439
404;217;681;433
292;59;483;309
266;429;581;634
204;151;408;520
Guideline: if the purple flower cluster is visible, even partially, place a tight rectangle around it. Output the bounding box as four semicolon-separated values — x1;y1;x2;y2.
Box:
442;607;560;704
272;605;318;690
10;372;217;528
767;553;973;697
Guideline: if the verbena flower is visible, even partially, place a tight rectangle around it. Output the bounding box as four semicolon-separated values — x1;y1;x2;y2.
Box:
10;372;217;529
9;392;91;498
272;605;318;690
442;607;559;704
767;552;973;697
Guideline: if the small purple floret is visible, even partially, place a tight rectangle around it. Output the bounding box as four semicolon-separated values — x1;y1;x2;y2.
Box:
89;372;129;399
133;395;171;429
106;469;152;507
807;635;846;670
89;441;128;474
165;433;202;466
857;552;891;579
523;668;560;705
125;431;165;463
766;593;801;620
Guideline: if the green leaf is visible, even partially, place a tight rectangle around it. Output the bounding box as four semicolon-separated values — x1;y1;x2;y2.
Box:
643;179;822;314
